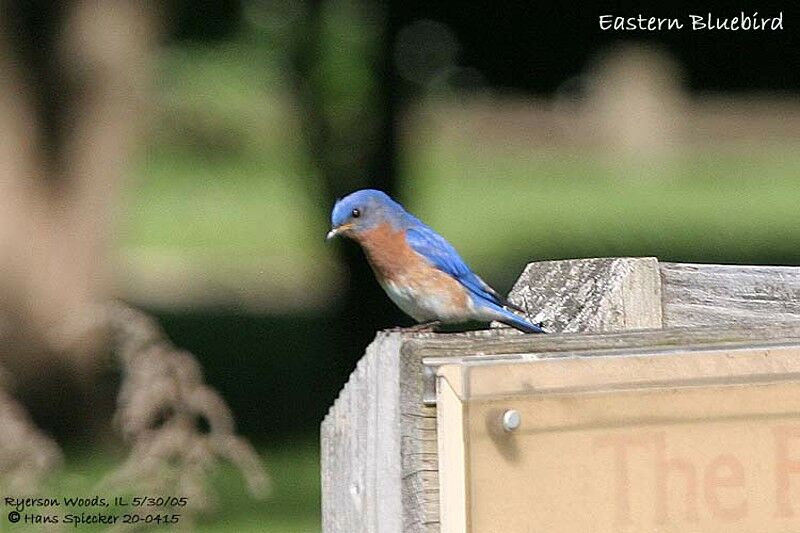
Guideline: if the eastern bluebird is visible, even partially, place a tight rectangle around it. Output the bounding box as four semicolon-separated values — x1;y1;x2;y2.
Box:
326;189;544;333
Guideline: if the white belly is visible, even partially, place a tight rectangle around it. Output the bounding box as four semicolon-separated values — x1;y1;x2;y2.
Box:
379;278;473;323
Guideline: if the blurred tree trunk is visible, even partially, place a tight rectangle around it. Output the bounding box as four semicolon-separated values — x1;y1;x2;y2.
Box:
290;0;405;380
0;0;158;436
0;4;272;499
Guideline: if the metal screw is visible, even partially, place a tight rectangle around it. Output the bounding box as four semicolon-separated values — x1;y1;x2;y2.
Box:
502;409;521;432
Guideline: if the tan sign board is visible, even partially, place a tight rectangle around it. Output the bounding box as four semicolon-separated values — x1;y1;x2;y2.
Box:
436;344;800;533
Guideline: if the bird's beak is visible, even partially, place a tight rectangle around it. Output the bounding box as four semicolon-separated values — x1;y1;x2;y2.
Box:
326;223;352;241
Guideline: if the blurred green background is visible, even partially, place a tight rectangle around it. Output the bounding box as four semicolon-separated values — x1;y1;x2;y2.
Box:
125;2;799;531
8;0;799;530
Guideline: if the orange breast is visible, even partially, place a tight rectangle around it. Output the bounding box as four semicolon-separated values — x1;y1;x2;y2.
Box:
355;223;419;280
355;223;470;321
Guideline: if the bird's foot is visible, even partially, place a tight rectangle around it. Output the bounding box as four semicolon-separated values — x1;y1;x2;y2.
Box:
387;321;443;334
409;320;443;333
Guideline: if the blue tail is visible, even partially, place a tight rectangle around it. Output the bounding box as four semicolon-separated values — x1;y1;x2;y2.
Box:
493;305;546;334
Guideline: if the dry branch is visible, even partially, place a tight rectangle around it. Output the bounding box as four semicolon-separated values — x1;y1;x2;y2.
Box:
100;302;271;513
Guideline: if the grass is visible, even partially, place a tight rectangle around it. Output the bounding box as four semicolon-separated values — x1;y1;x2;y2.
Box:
403;140;800;276
8;438;320;532
192;438;320;532
123;150;329;275
121;139;800;304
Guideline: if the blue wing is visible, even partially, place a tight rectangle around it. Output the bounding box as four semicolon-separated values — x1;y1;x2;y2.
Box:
405;222;544;334
404;223;509;307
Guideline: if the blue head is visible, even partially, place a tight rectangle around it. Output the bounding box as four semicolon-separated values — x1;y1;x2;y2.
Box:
327;189;407;240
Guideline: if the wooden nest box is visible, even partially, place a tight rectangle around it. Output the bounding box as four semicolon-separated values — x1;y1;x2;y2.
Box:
322;258;800;533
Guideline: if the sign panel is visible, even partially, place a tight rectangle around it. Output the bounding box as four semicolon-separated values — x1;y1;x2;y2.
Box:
436;345;800;533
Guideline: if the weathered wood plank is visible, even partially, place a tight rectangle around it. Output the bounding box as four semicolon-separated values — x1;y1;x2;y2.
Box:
321;330;439;533
660;262;800;327
399;338;439;533
506;257;662;333
321;332;403;533
408;322;800;362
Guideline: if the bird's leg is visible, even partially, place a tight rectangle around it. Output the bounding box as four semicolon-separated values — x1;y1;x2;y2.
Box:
406;320;443;333
385;321;442;333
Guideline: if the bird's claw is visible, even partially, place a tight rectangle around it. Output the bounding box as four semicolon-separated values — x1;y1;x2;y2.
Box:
387;321;442;334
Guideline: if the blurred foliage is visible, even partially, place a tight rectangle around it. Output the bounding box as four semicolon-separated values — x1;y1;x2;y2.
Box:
168;0;242;42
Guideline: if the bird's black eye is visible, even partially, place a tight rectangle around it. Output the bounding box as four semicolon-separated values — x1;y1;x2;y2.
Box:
351;208;361;218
